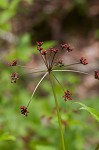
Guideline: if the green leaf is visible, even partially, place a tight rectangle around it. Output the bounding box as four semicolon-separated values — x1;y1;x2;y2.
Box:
36;145;55;150
0;133;16;141
75;102;99;122
0;23;11;31
0;0;8;9
9;0;20;10
0;11;15;24
42;41;56;50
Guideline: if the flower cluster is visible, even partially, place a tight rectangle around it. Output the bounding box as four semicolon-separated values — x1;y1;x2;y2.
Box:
61;43;73;52
20;106;29;116
9;60;17;66
62;90;72;101
80;57;88;65
9;41;98;116
11;72;19;83
95;70;99;80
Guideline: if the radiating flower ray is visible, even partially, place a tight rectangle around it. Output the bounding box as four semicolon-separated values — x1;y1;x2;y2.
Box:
9;41;98;150
26;72;48;108
51;72;65;92
52;62;80;69
53;69;90;75
21;70;47;76
63;62;80;68
16;64;39;70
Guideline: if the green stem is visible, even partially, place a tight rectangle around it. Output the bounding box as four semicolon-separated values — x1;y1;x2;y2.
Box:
51;72;65;92
49;73;65;150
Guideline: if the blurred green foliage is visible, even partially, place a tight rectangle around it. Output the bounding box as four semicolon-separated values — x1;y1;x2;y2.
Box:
0;0;20;30
0;1;99;150
1;42;99;149
95;29;99;40
75;102;99;122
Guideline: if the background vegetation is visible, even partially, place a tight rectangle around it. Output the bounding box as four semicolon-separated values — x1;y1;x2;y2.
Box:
0;0;99;150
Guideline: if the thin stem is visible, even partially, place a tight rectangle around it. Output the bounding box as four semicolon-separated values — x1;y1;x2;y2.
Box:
22;70;47;76
50;53;56;68
44;54;49;68
52;62;80;70
16;65;39;70
53;69;90;75
27;72;48;108
49;73;65;150
40;52;48;69
48;51;52;68
55;50;70;64
52;63;63;70
52;73;65;92
52;63;58;69
63;62;80;67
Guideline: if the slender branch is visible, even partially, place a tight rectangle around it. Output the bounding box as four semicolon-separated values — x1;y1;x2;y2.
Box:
50;53;56;68
21;70;47;76
55;50;69;64
49;73;65;150
27;72;48;108
63;62;80;67
16;65;39;70
44;55;49;68
39;52;48;69
52;63;59;69
52;73;65;92
53;69;90;75
52;62;80;70
48;51;52;68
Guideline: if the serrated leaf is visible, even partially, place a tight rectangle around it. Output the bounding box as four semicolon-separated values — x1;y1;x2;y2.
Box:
75;102;99;122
